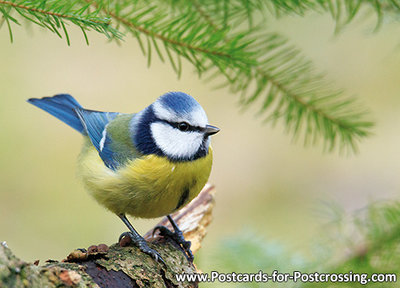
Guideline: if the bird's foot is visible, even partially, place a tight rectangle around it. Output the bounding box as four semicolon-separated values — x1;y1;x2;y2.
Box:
153;226;194;262
119;232;166;266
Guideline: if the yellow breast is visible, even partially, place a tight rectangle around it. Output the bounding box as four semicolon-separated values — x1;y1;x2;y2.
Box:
78;141;213;218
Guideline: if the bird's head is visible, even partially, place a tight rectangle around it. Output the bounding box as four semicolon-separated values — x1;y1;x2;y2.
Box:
131;92;219;161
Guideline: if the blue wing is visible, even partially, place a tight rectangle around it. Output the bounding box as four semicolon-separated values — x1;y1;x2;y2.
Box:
74;108;120;170
28;94;125;170
27;94;85;133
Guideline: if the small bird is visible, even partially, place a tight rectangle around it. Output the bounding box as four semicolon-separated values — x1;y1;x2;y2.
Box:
28;92;219;264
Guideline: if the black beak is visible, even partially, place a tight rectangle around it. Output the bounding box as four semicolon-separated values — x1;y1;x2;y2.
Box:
205;124;220;136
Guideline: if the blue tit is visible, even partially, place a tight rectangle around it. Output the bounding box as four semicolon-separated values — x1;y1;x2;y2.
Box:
28;92;219;264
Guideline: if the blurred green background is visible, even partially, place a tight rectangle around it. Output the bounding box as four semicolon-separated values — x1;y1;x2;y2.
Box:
1;10;400;276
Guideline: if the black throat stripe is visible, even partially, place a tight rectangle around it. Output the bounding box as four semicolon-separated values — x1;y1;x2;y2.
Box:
175;187;190;210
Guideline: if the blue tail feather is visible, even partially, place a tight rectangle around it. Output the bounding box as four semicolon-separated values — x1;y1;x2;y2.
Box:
27;94;85;133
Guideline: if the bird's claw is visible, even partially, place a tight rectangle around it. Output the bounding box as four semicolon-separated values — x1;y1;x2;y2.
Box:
153;226;194;262
119;231;131;243
137;240;166;266
119;231;166;266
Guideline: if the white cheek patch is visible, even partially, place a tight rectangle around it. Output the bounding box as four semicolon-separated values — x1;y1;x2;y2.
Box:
151;122;204;159
152;102;208;128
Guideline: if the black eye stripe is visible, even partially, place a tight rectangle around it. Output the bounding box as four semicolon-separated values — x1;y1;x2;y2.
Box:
159;120;205;132
173;122;204;132
178;122;189;132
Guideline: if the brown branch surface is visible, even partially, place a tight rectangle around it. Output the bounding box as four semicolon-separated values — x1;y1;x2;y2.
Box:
0;185;216;288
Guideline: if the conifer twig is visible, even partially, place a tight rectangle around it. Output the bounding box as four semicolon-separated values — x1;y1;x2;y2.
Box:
0;0;377;152
0;0;121;44
175;0;373;152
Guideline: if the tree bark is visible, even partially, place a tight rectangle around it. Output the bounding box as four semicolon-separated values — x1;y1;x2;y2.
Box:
0;184;216;288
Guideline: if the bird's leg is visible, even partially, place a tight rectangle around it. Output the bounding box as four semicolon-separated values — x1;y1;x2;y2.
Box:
153;215;194;262
118;214;166;266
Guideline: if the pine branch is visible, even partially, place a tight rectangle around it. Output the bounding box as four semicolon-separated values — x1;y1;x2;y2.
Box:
1;0;378;152
165;0;373;152
264;0;400;31
0;0;121;44
334;201;400;270
89;1;256;76
187;0;265;29
299;201;400;287
209;201;400;287
179;0;400;34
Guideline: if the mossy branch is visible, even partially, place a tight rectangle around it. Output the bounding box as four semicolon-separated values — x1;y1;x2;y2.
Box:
0;185;216;288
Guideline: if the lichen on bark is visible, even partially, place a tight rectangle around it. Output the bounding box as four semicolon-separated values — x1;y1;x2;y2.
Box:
0;185;215;288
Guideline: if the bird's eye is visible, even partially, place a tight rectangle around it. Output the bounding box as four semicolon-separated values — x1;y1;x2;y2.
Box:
178;122;190;132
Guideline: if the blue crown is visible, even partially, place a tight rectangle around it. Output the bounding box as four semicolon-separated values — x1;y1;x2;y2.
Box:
158;92;200;114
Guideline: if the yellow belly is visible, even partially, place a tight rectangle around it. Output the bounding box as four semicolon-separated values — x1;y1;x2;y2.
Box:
77;142;213;218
